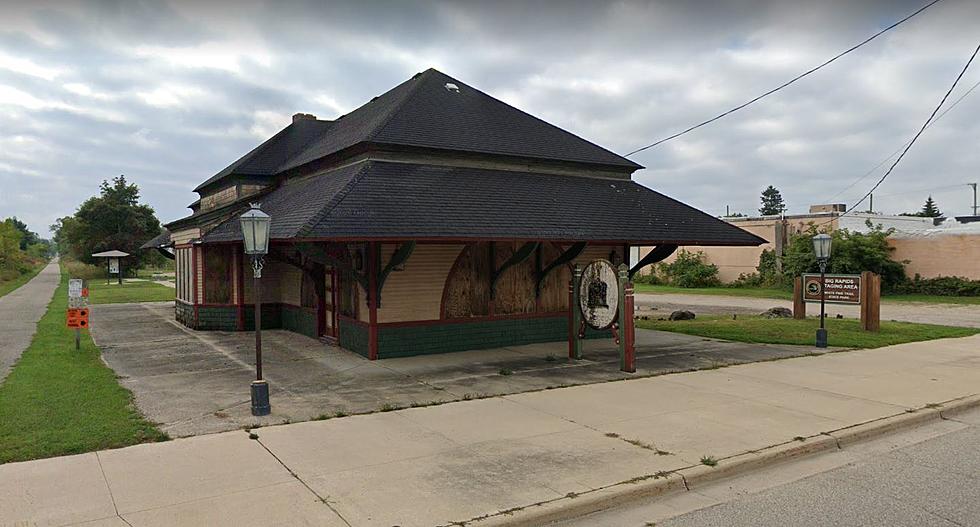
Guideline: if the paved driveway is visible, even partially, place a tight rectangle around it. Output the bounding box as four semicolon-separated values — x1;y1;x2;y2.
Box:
636;293;980;328
0;259;60;381
91;301;833;437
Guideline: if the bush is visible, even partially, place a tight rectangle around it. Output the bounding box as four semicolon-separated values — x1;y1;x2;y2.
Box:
891;275;980;297
658;250;720;288
781;221;906;289
631;272;662;285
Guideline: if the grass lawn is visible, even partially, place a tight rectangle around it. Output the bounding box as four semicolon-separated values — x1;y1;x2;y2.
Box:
0;272;167;464
637;315;979;349
633;284;980;306
87;279;174;304
0;261;47;299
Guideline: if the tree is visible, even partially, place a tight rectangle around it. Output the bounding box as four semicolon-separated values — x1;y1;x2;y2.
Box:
919;196;942;218
58;175;162;270
780;221;907;289
759;186;787;216
8;217;39;250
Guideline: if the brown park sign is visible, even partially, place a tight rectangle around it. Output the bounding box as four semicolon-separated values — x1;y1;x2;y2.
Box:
802;273;862;305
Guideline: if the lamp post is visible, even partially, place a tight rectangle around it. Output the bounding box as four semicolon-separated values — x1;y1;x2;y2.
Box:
812;233;832;348
240;204;272;416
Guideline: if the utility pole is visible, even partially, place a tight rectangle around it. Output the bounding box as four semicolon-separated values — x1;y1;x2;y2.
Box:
869;193;873;213
970;183;978;216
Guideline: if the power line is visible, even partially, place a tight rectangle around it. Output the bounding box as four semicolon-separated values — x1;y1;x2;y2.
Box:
822;41;980;224
624;0;945;157
828;76;980;201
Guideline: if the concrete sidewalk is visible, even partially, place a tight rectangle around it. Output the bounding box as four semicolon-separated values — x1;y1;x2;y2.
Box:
635;292;980;328
3;333;979;527
0;259;60;381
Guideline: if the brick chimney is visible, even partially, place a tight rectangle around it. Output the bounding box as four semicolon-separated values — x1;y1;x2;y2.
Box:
292;113;317;123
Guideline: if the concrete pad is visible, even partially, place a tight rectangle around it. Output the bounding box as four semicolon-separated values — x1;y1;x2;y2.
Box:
97;432;293;514
601;411;763;465
504;377;740;427
65;517;131;527
398;397;581;445
470;427;688;492
0;453;116;527
121;481;346;527
253;412;459;478
688;398;847;445
307;446;564;527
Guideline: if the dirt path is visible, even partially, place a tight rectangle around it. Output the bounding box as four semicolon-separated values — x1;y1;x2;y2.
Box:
0;259;60;381
635;292;980;328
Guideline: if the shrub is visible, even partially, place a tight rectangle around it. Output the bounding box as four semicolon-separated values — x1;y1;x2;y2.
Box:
632;272;662;285
891;275;980;297
658;250;720;288
781;221;906;289
62;259;106;280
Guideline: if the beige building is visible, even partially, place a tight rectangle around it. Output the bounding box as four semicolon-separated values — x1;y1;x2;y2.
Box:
639;206;980;282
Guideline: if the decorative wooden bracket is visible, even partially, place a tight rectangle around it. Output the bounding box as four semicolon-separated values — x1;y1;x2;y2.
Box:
375;241;415;307
628;244;678;279
535;242;586;297
268;246;326;300
293;242;369;292
490;241;539;299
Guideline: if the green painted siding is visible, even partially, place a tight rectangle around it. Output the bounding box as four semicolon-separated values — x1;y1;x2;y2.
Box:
196;306;238;330
282;305;318;338
376;315;609;359
175;300;195;327
339;319;368;357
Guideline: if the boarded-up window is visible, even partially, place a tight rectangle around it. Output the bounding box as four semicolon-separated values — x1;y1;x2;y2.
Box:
204;245;233;304
175;247;194;303
443;242;570;318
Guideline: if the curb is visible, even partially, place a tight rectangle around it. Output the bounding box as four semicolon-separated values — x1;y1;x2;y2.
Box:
469;394;980;527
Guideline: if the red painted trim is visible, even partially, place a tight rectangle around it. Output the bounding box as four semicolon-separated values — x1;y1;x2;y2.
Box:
378;311;567;328
267;237;762;247
624;283;636;373
568;278;575;358
237;246;245;331
191;246;199;326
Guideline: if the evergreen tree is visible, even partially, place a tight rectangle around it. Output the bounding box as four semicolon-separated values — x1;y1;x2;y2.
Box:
759;186;787;215
920;195;942;218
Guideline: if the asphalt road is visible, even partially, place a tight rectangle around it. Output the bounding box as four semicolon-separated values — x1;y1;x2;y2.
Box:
635;292;980;328
0;259;60;381
555;408;980;527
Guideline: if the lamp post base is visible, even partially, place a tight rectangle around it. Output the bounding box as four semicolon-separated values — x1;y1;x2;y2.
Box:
250;380;271;416
815;328;828;348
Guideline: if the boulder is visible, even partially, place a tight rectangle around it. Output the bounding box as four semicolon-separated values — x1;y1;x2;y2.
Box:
668;310;696;321
760;307;793;319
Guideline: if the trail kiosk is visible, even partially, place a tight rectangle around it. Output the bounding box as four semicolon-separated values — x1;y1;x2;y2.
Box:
91;250;129;285
146;69;766;365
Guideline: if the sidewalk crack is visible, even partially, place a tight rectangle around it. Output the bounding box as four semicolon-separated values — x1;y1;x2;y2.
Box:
95;451;134;527
253;437;353;527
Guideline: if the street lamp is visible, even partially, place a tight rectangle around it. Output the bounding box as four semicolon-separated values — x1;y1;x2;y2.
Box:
240;204;272;416
812;233;832;348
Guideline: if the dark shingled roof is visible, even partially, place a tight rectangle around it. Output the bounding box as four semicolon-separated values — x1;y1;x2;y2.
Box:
196;69;641;193
140;229;172;249
194;119;334;192
203;161;765;246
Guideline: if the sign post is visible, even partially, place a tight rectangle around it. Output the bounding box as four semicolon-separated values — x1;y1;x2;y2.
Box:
800;272;880;333
67;278;89;350
576;259;635;373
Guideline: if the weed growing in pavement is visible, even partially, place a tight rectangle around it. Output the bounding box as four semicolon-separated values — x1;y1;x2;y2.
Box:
248;432;259;440
605;432;620;438
794;436;806;442
314;414;331;421
925;403;942;409
379;403;400;412
700;455;718;467
334;410;348;417
544;354;558;362
499;368;513;376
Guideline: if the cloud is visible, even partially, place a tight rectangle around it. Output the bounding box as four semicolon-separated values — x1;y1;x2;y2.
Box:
0;0;979;238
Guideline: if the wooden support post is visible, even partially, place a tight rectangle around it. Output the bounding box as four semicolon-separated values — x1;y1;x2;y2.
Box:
569;264;583;360
367;243;379;360
618;264;635;373
793;276;806;319
861;271;881;332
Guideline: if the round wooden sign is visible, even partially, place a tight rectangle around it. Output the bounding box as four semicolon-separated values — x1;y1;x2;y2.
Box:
579;259;620;330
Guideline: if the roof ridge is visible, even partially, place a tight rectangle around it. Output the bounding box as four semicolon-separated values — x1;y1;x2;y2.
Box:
274;120;335;172
293;161;373;238
365;69;434;143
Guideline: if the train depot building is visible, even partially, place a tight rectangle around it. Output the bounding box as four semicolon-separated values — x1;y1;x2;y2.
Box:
149;69;763;360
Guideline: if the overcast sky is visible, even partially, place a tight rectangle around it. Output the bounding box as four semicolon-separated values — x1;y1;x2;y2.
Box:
1;0;978;237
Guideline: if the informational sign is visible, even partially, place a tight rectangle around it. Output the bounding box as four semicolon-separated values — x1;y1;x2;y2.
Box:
803;273;862;305
66;307;89;329
578;259;619;329
109;258;120;274
68;278;83;298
